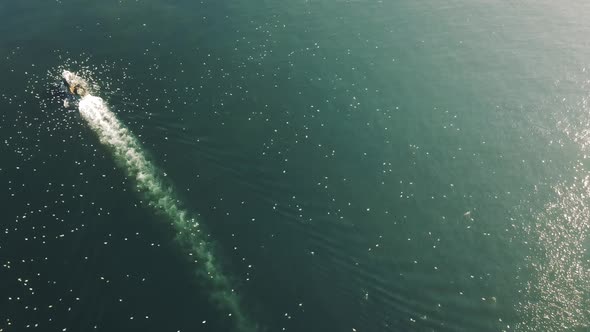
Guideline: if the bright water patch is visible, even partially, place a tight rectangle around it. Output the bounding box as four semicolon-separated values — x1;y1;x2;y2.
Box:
517;78;590;331
71;72;254;332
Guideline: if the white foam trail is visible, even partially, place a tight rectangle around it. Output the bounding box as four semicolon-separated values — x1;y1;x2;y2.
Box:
77;94;254;331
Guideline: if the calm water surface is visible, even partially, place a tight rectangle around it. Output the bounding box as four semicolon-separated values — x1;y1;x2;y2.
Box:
1;1;589;331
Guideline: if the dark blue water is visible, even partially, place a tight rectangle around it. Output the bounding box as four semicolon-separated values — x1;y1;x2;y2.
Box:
1;1;590;331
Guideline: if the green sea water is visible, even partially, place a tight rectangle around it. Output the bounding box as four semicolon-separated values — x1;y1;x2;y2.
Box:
1;1;589;331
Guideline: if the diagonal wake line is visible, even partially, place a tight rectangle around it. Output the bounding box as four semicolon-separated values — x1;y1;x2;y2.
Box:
77;89;254;331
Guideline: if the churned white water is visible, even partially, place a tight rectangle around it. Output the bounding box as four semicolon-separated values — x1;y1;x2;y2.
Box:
71;72;253;331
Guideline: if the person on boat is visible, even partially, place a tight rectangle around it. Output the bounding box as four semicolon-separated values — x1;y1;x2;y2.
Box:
69;83;87;97
62;70;89;97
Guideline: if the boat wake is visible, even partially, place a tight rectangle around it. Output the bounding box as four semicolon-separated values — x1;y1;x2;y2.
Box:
65;71;254;331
